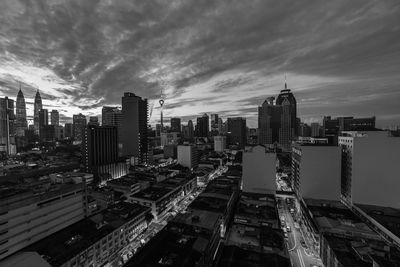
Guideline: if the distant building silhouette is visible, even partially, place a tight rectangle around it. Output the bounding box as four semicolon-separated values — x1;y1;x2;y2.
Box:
15;87;27;136
33;90;42;135
170;117;181;133
73;113;87;141
50;110;59;126
121;92;148;164
227;117;246;149
196;113;209;137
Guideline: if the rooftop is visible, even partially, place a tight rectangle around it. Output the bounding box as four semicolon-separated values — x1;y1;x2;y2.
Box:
215;245;291;267
129;185;177;201
234;193;278;226
24;202;150;266
356;203;400;240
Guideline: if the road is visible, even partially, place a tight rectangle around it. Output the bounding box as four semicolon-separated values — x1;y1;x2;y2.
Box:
277;197;323;267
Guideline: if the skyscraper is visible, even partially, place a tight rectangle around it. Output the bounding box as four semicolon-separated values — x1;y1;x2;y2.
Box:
258;97;281;145
64;123;73;139
227;117;247;149
102;106;122;147
196;113;209;137
33;90;42;135
38;109;48;141
15;87;27;136
211;113;219;136
73;113;87;141
170;117;181;133
276;82;297;148
50;110;59;126
0;97;15;155
88;116;99;126
121;92;148;163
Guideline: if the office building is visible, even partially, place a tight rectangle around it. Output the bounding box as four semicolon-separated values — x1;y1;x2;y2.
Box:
298;122;311;137
160;132;180;146
15;87;27;136
339;131;400;208
211;113;219;136
102;106;122;145
54;125;64;140
64;123;73;139
170;117;181;133
121;92;148;163
196;113;209;137
50;110;59;126
73;113;87;141
0;183;87;261
41;125;56;142
183;120;194;141
0;97;16;155
276;83;297;149
311;122;322;137
38;109;48;141
164;144;177;159
242;145;276;194
292;143;341;201
88;116;99;126
33;90;42;135
177;144;198;169
258;97;281;145
214;135;226;152
83;125;126;183
227;117;246;149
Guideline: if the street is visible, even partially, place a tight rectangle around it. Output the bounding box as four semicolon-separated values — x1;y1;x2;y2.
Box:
277;197;323;267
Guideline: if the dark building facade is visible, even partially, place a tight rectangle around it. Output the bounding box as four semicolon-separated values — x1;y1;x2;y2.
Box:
170;117;181;133
196;113;209;137
73;113;87;141
211;113;219;136
38;109;48;141
33;90;42;135
0;97;15;155
50;110;59;126
258;83;297;149
64;123;73;139
121;92;148;163
83;125;125;182
227;117;247;149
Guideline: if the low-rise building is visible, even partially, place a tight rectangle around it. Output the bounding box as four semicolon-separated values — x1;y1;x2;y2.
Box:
24;202;151;267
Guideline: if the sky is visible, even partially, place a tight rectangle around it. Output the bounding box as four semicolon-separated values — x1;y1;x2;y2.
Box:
0;0;399;128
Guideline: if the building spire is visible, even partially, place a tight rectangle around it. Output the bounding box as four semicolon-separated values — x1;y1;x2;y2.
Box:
284;72;287;89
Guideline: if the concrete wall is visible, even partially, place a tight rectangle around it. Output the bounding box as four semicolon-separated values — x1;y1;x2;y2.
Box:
242;145;276;194
299;146;341;201
352;132;400;208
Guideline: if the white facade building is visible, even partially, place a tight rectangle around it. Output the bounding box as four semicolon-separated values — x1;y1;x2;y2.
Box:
339;131;400;208
242;145;276;194
214;136;226;152
177;145;198;169
292;144;341;201
0;185;86;260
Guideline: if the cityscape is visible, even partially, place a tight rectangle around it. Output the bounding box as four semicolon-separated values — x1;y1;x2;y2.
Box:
1;1;400;267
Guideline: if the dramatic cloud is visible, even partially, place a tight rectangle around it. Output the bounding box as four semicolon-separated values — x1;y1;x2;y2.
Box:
0;0;399;127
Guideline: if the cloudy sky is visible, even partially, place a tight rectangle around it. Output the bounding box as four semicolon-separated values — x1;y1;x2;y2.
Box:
0;0;399;128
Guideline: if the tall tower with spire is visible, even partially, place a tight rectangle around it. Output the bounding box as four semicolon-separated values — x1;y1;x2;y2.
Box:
15;84;28;136
34;90;42;135
159;89;165;133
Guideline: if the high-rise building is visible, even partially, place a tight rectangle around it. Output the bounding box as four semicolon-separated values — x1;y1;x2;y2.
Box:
121;92;148;163
196;113;209;137
64;123;73;139
83;125;126;182
211;113;219;136
292;143;341;201
0;97;16;155
50;110;59;126
73;113;87;141
227;117;246;149
214;136;226;152
258;97;281;145
170;117;181;133
298;122;311;137
102;106;123;149
88;116;99;126
276;82;297;149
15;87;27;136
38;109;48;141
311;122;321;137
177;144;198;169
187;120;194;140
339;131;400;208
33;90;42;135
242;145;276;194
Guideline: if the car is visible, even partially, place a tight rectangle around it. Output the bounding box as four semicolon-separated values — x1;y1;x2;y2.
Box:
300;240;307;247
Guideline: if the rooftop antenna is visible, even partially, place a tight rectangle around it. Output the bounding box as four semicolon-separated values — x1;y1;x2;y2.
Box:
284;72;287;89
